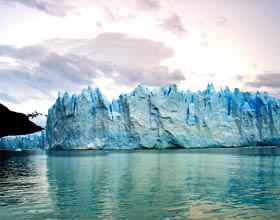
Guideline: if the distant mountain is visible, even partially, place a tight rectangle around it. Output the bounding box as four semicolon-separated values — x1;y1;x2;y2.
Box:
0;104;43;138
27;111;47;128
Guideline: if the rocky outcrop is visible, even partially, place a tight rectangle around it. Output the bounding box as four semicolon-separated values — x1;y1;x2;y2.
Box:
0;104;43;138
46;84;280;149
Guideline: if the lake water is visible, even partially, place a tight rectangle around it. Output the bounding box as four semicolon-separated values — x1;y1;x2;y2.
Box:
1;147;280;219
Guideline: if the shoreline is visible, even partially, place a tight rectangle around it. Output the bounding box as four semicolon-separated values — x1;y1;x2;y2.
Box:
0;145;279;151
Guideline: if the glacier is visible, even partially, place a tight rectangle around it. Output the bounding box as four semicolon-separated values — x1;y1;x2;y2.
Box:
45;84;280;150
0;112;48;150
0;131;47;150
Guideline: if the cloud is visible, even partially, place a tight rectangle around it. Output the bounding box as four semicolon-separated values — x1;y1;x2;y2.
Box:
0;45;48;64
201;41;210;48
235;75;245;82
217;16;226;27
235;72;280;98
136;0;161;10
0;52;107;99
96;22;102;29
112;66;185;87
103;6;135;23
0;69;55;105
159;13;187;37
246;72;280;89
0;92;21;104
46;32;174;68
0;0;72;17
104;7;119;22
0;47;93;105
0;32;185;105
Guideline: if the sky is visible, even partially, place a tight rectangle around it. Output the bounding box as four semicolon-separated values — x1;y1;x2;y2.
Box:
0;0;279;114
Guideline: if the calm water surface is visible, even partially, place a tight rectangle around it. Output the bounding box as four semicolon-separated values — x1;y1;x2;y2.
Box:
0;147;280;219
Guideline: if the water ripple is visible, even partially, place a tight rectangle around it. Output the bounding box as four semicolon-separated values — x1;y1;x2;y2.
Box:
0;148;280;219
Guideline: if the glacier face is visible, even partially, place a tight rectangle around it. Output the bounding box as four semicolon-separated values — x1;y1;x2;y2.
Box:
46;84;280;149
0;131;47;150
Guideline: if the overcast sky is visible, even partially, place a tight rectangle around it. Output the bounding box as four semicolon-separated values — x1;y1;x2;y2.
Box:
0;0;279;114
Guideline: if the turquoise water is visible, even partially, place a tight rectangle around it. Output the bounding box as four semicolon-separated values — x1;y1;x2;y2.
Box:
1;147;280;219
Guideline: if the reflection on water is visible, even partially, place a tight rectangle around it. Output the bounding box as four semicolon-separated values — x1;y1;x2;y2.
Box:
1;147;280;219
0;150;54;219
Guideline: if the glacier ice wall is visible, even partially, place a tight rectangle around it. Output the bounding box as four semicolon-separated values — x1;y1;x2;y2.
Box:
0;131;48;150
46;84;280;149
